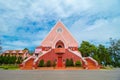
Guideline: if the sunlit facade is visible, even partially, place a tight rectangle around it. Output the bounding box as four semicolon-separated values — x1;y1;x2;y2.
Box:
20;21;99;69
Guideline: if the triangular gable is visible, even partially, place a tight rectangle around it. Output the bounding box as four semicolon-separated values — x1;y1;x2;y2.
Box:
41;21;78;48
52;33;67;48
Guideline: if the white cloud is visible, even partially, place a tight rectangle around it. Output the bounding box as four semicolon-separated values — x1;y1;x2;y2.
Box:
0;0;120;51
5;41;29;47
2;45;23;51
70;16;120;45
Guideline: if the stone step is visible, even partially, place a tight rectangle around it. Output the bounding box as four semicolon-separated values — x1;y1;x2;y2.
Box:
22;58;34;69
85;58;98;69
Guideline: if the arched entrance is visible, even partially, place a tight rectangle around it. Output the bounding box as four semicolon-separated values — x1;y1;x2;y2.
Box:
55;40;64;67
55;40;64;48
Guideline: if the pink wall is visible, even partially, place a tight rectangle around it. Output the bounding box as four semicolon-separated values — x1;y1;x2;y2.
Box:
36;49;82;66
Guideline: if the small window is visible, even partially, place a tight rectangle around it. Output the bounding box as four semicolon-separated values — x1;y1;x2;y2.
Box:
57;28;62;33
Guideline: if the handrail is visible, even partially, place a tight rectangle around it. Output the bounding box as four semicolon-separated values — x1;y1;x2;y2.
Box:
34;49;52;63
68;49;87;65
84;57;98;66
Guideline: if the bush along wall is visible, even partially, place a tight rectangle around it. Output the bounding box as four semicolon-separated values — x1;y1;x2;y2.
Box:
38;59;44;67
38;60;53;67
75;61;81;67
65;58;74;67
46;60;51;67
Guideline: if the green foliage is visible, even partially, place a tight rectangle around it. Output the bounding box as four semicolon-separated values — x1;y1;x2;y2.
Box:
38;59;44;67
75;61;81;67
95;44;112;66
0;55;3;64
65;58;70;66
69;58;74;66
0;55;22;65
23;48;29;50
108;38;120;67
92;54;100;64
4;55;9;64
78;40;118;67
0;64;19;70
8;56;16;64
65;58;74;67
79;41;97;57
46;60;51;67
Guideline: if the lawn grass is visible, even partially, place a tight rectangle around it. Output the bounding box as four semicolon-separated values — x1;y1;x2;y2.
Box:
0;64;19;70
100;65;114;70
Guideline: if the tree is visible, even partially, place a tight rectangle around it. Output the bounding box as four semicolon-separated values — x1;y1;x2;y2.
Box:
108;38;120;67
23;48;32;55
79;41;97;57
0;55;17;65
92;54;100;64
23;48;29;51
96;44;112;66
7;55;10;64
4;56;8;64
79;40;113;67
0;55;3;65
11;56;17;64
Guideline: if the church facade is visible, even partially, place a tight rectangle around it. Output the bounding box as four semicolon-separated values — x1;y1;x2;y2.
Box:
20;21;99;69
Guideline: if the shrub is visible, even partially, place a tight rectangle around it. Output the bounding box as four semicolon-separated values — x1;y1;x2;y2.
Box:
70;58;74;66
65;58;74;67
46;60;51;67
38;59;44;67
65;58;70;67
75;61;81;67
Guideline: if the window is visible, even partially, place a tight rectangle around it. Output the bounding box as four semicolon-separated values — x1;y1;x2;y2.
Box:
57;27;62;33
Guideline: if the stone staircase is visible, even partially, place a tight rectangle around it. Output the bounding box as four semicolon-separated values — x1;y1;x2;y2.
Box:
85;57;99;69
21;57;35;70
20;49;52;70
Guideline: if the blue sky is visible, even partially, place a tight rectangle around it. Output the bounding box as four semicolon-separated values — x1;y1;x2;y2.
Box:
0;0;120;52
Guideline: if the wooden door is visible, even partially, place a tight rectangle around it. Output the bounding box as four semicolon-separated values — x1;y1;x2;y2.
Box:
57;57;62;67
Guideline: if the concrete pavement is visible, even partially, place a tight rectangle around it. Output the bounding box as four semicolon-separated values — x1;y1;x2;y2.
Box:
0;69;120;80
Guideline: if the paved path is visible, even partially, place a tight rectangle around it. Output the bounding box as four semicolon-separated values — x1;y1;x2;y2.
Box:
0;69;120;80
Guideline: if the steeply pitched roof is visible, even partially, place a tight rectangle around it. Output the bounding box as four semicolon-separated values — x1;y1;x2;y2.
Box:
41;21;78;48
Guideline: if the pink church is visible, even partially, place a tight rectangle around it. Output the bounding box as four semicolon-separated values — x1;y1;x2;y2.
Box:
20;21;99;69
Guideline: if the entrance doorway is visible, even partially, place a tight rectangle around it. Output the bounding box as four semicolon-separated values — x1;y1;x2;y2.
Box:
57;57;62;67
55;40;64;48
55;40;64;67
